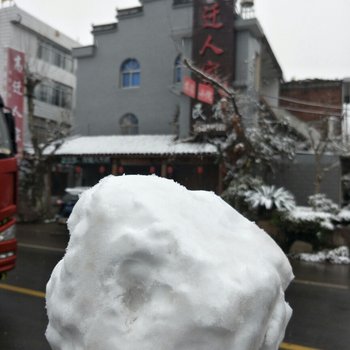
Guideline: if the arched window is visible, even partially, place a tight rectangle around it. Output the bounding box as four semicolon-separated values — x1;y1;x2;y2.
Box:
120;59;140;88
174;55;182;83
120;113;139;135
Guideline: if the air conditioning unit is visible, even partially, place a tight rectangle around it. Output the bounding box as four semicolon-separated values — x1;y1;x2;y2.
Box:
241;0;254;8
328;116;341;139
240;0;255;19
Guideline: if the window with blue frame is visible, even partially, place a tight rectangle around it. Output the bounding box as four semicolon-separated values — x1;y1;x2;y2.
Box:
174;55;182;83
120;59;141;88
120;113;139;135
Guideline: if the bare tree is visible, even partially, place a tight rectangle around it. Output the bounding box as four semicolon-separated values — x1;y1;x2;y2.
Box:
183;58;300;189
19;64;71;221
307;118;342;194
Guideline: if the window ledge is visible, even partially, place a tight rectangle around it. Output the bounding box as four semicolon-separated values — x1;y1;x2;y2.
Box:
120;86;141;90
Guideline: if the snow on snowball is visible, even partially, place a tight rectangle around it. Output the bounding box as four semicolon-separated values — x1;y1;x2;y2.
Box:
46;175;293;350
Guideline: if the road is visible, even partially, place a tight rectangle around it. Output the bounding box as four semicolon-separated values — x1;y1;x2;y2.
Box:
284;260;350;350
0;223;350;350
0;223;68;350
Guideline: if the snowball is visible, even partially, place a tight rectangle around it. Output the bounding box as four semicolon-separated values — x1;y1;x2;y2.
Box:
46;175;293;350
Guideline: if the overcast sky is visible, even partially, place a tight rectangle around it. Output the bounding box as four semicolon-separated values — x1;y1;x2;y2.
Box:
11;0;350;81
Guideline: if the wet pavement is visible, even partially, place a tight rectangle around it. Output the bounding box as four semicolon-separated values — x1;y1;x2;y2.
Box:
291;259;350;287
14;222;69;251
14;222;350;287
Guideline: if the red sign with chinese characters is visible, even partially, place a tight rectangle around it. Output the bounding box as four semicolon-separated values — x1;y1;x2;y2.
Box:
198;83;214;105
192;0;235;82
7;48;25;156
183;76;196;98
191;0;235;117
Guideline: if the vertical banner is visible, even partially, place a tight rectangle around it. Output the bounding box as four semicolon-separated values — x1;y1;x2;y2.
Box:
191;0;235;126
192;0;235;83
7;48;25;156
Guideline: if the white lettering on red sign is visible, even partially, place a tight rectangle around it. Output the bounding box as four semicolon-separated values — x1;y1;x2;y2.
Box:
197;83;214;105
183;76;197;99
7;48;25;155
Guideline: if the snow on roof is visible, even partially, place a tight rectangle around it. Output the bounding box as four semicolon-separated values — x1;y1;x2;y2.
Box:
53;135;217;156
116;0;141;11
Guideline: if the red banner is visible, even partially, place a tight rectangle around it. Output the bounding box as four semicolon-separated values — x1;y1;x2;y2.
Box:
183;76;196;98
192;0;235;83
7;48;25;156
198;83;214;105
190;0;235;128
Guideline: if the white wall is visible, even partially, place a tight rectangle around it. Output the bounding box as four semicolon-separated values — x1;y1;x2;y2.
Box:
0;5;79;143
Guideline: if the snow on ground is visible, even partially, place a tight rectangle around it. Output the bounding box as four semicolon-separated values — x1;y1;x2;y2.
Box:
46;175;293;350
294;246;350;264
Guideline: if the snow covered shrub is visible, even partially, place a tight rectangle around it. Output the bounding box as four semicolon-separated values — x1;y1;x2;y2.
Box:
221;175;263;215
276;206;335;250
244;185;296;218
287;206;336;231
337;206;350;225
308;193;339;214
293;246;350;264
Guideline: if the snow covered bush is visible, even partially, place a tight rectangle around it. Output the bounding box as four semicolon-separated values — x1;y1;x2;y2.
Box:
287;206;336;231
276;206;336;250
293;246;350;264
308;193;339;214
337;207;350;225
46;175;293;350
244;185;296;218
222;182;296;221
221;175;263;215
278;194;343;249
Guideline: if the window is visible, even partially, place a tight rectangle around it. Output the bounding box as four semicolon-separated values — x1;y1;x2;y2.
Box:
120;114;139;135
32;116;70;144
173;0;192;5
120;59;141;88
174;55;182;83
254;53;261;92
34;81;73;109
344;81;350;103
0;111;12;157
38;40;74;72
32;116;51;144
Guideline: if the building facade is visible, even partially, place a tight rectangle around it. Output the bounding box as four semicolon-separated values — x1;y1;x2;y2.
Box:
265;75;350;206
58;0;284;193
273;79;350;205
280;79;344;138
0;3;78;150
72;0;282;138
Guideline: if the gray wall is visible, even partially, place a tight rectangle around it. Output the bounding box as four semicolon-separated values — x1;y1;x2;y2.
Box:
234;19;281;128
74;0;192;137
269;153;341;205
234;31;250;87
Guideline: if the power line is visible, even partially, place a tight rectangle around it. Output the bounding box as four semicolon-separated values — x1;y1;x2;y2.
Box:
270;105;343;118
262;94;343;110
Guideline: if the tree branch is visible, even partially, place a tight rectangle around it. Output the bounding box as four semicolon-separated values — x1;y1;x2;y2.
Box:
183;58;242;119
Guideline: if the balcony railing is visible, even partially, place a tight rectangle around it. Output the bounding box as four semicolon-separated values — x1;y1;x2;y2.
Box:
173;0;192;7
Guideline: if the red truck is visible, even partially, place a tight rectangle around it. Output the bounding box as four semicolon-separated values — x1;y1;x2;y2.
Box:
0;94;17;278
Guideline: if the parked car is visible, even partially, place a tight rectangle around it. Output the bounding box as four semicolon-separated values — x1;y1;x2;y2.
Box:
55;187;90;224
